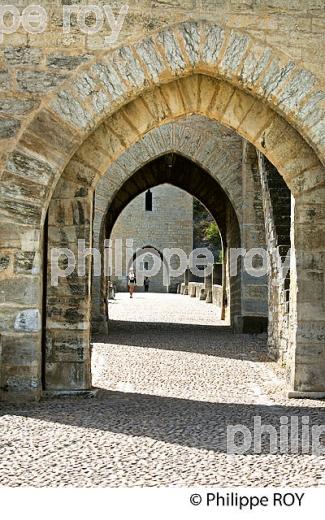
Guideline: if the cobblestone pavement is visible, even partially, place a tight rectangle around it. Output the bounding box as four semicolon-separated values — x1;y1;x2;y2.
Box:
1;293;324;487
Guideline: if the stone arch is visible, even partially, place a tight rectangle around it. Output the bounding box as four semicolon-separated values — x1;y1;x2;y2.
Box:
39;73;325;235
1;21;325;230
93;116;244;250
89;151;243;336
130;245;165;269
1;23;324;400
90;118;253;335
129;245;169;293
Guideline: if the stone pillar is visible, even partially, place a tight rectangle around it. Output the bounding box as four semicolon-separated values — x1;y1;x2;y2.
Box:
257;152;292;355
92;277;106;334
0;223;42;401
91;208;109;335
212;263;222;285
288;195;325;396
45;182;93;392
199;286;207;300
108;281;115;299
188;282;196;297
205;270;213;303
234;142;268;333
92;276;110;335
92;261;110;335
204;271;212;290
183;268;191;295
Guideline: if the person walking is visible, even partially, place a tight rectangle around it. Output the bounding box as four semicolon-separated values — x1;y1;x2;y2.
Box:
144;276;150;293
128;268;136;298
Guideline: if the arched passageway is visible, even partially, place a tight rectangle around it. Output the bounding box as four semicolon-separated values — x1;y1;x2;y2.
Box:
1;22;324;401
128;246;169;293
90;153;242;340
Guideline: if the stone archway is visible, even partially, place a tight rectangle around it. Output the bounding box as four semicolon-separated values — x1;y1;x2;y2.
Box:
90;116;255;335
1;22;324;400
129;246;169;293
89;152;243;340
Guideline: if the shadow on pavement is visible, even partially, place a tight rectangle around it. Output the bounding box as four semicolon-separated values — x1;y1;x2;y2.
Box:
93;320;269;362
3;390;325;455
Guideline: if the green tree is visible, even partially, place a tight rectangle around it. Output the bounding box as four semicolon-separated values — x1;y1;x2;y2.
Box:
193;199;223;262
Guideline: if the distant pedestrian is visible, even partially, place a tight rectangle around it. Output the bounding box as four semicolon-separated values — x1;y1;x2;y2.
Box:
128;269;136;298
144;276;150;293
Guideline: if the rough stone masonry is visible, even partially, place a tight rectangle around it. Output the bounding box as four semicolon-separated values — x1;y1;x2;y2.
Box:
0;1;324;401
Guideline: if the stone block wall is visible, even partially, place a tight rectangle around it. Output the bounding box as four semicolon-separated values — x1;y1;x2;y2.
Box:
91;116;246;332
258;152;292;363
241;142;268;316
1;0;325;179
1;2;324;399
44;181;93;391
110;184;193;292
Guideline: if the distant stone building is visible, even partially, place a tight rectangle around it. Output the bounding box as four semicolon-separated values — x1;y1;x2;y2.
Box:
110;184;193;292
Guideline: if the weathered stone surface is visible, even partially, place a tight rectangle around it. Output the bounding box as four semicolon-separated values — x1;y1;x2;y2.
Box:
308;117;325;147
0;254;10;272
114;46;145;88
220;32;249;73
74;73;97;97
45;360;91;390
14;252;36;274
202;24;225;64
51;90;91;129
0;118;20;138
46;332;89;363
0;70;10;90
92;90;109;113
14;309;41;332
6;150;54;185
0;277;39;305
1;373;40;395
47;53;91;70
239;44;271;86
261;60;295;98
157;29;186;73
0;98;36;116
27;109;79;157
179;22;200;67
92;62;126;100
0;172;47;202
223;89;255;129
297;91;325;128
17;71;67;93
0;199;42;225
1;335;40;366
276;69;315;111
136;37;164;81
0;12;324;403
4;47;42;65
0;224;25;248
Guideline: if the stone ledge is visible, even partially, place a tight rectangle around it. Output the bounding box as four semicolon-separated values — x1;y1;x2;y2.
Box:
43;389;99;400
288;391;325;400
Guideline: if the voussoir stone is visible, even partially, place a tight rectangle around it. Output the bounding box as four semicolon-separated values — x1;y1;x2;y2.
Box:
0;118;20;139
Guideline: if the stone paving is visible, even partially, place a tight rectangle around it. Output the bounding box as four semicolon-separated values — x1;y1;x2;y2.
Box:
0;293;324;487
